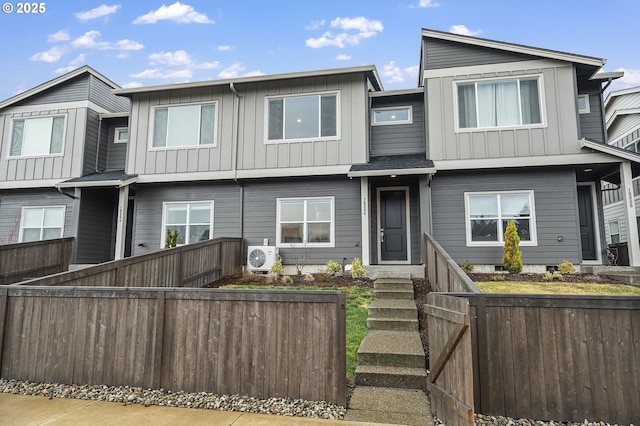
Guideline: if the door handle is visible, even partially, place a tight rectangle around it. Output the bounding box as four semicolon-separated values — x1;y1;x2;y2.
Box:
380;228;384;243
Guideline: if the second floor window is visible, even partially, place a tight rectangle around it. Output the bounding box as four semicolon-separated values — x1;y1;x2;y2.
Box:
267;93;338;142
152;103;217;148
10;116;65;156
457;77;542;130
372;106;413;125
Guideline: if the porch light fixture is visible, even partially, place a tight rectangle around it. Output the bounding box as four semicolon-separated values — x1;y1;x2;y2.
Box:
390;174;397;178
584;168;593;173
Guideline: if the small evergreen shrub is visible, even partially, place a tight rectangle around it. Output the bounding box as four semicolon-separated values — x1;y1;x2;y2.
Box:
491;274;505;282
303;273;315;282
164;229;178;249
282;275;294;285
543;271;564;281
325;259;343;275
270;259;284;276
350;258;367;279
557;260;576;274
460;260;475;274
502;220;523;274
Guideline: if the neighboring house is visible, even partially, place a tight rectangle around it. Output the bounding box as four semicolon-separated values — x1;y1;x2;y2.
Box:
0;66;131;263
3;29;640;273
601;86;640;263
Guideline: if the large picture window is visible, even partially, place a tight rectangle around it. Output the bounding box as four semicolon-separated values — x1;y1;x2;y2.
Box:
161;201;213;247
152;103;217;148
465;191;536;246
267;93;338;142
277;197;334;247
457;77;542;129
10;116;65;156
20;206;65;242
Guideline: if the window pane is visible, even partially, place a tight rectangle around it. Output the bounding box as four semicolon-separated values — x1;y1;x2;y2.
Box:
22;117;53;156
285;96;319;139
153;108;168;147
11;120;24;156
189;204;211;223
280;200;304;221
42;228;62;240
308;223;330;243
268;99;284;140
468;195;498;218
43;207;64;227
503;219;531;241
307;199;331;221
166;204;187;224
375;108;410;123
281;224;303;243
22;228;41;242
458;84;477;128
167;105;200;147
609;222;619;234
50;117;64;154
500;194;530;217
321;95;337;137
23;209;44;227
478;81;519;127
471;219;498;241
190;225;210;243
167;225;186;245
116;129;129;142
200;104;216;145
520;79;541;124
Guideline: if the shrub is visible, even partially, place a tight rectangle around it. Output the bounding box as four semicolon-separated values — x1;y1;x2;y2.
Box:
282;275;294;285
270;259;284;276
325;259;343;275
557;260;576;274
460;260;475;274
543;271;564;281
350;258;367;279
491;274;505;282
303;273;315;282
502;220;523;274
164;229;178;249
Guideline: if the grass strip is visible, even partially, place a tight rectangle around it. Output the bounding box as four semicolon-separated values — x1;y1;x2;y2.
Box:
476;281;640;295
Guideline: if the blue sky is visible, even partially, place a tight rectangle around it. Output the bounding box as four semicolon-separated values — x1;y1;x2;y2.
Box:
1;0;639;101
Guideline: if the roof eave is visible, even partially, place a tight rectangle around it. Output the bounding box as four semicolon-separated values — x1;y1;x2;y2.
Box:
348;167;436;178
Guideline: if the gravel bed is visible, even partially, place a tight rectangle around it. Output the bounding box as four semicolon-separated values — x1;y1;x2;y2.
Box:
435;414;630;426
0;379;345;420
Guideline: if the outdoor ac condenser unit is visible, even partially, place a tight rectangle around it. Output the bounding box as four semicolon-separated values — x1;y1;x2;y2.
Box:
247;246;279;273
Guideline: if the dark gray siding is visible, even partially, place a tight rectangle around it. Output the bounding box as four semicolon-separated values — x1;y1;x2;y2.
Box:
0;189;75;244
15;75;90;106
76;188;116;263
105;118;128;170
431;168;582;265
88;75;130;113
423;38;539;70
370;96;425;156
578;79;605;142
83;109;102;175
132;182;242;256
243;176;362;265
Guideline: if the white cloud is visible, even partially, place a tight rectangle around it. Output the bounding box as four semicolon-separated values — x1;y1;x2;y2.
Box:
305;20;325;30
243;70;264;77
617;67;640;87
122;81;143;89
336;54;351;61
115;39;144;50
47;30;70;43
71;31;143;51
133;2;213;24
131;68;193;79
449;25;482;37
217;45;233;51
148;50;221;70
30;46;66;63
54;54;86;73
75;4;121;22
306;16;383;48
415;0;438;7
381;61;418;85
217;63;262;79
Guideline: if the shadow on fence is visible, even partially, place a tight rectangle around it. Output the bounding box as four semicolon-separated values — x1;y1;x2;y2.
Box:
0;238;73;285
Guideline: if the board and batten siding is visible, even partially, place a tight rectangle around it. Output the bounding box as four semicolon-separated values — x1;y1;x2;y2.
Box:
0;189;75;243
126;73;369;177
132;182;242;256
243;177;362;265
0;107;88;182
370;96;425;156
426;63;581;162
431;169;582;265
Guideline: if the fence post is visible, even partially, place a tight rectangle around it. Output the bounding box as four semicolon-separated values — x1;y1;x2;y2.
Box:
152;290;166;389
0;288;8;372
178;249;184;287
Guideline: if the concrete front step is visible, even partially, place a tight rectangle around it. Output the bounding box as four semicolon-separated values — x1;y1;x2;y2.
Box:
373;278;414;290
367;317;418;331
358;330;425;368
355;365;428;390
373;289;415;300
345;386;433;426
368;299;418;319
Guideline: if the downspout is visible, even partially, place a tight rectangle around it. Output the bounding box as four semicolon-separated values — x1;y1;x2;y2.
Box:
229;82;244;239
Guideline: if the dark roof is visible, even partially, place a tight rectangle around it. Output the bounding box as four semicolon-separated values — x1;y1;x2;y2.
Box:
349;154;435;177
56;170;137;188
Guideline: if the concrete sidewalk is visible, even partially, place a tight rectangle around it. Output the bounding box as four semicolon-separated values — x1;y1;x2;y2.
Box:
0;393;397;426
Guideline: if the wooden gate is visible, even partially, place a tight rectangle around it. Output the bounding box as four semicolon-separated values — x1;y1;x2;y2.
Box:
425;293;474;425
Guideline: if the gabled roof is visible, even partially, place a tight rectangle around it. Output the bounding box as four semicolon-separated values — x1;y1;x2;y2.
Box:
113;65;383;95
604;85;640;108
0;66;122;110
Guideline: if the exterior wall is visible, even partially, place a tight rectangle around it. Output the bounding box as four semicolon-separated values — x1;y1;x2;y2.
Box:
423;38;539;70
88;75;130;113
83;109;101;175
126;73;369;178
0;189;75;244
431;168;582;266
609;118;640;148
243;176;362;265
14;76;90;106
577;79;605;143
131;182;242;256
425;60;582;162
370;95;425;156
76;188;116;263
105;118;128;170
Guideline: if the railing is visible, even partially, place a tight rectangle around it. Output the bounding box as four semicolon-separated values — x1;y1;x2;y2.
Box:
423;233;480;293
0;238;73;285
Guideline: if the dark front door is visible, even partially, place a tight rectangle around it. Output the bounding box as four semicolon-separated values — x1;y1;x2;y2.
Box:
379;189;408;262
577;186;597;260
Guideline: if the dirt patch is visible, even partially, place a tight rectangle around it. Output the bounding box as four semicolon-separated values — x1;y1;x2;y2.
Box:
206;273;374;288
467;272;622;284
413;278;431;366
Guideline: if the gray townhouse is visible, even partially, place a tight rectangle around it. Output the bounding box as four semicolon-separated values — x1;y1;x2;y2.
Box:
2;29;640;274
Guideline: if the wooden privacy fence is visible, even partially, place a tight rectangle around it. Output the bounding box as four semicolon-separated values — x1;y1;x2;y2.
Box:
0;286;347;406
424;233;480;293
15;238;242;288
0;238;73;285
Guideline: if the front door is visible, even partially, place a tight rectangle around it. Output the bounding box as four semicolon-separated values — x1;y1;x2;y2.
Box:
577;185;597;261
379;188;409;262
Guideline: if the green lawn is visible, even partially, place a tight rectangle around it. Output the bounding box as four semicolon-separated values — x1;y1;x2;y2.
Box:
476;281;640;295
220;284;374;381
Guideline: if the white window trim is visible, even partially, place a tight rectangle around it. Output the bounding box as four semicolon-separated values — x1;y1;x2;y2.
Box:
160;201;214;248
577;94;590;114
453;74;547;133
264;91;341;144
114;127;129;144
18;205;66;242
276;196;335;248
8;114;67;158
149;101;218;150
372;106;413;126
608;220;621;244
464;190;538;247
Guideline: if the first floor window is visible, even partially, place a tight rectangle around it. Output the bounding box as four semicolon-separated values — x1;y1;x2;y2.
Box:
20;206;65;242
152;103;217;148
267;93;338;142
277;197;334;247
11;116;65;156
465;191;536;246
609;221;620;244
162;201;213;247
